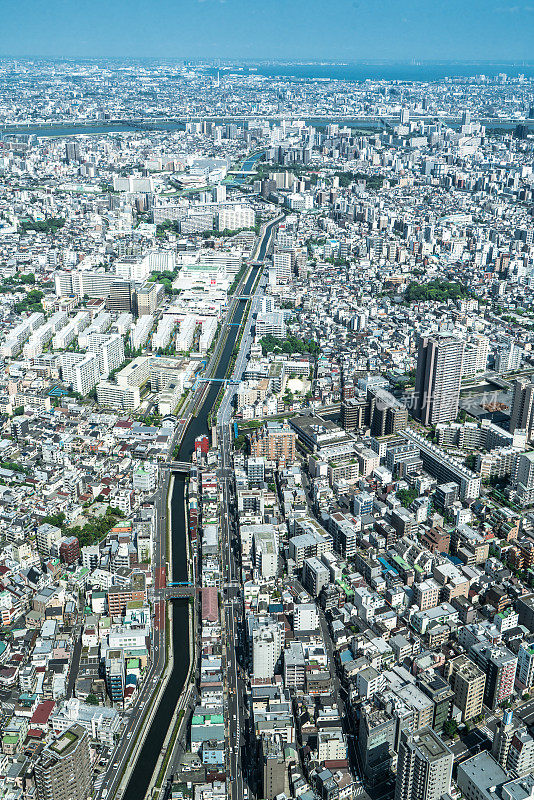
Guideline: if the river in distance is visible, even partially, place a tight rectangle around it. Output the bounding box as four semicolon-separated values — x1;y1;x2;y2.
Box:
212;61;534;82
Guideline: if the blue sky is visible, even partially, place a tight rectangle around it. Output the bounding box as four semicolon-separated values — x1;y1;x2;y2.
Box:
1;0;534;60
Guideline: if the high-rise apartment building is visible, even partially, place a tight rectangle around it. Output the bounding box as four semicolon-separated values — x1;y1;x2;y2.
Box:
86;333;125;378
462;334;489;377
272;250;293;283
36;523;63;557
395;727;453;800
492;711;534;778
252;624;282;679
470;644;517;710
510;378;534;439
467;334;489;375
341;397;367;431
34;724;91;800
59;352;100;396
250;420;296;466
302;556;330;597
218;204;255;231
96;382;140;410
367;387;408;436
106;574;147;617
449;655;486;721
495;342;522;373
54;271;136;313
506;729;534;778
517;639;534;690
59;536;80;566
414;335;465;425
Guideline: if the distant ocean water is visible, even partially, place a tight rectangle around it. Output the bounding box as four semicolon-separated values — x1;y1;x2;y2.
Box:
217;63;534;82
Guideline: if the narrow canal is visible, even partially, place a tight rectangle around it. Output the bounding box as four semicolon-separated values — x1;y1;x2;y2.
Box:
122;261;262;800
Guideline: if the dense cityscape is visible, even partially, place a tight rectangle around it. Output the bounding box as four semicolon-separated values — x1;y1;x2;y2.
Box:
1;56;534;800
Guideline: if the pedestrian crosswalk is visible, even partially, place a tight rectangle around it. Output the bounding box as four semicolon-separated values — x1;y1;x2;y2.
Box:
478;724;494;740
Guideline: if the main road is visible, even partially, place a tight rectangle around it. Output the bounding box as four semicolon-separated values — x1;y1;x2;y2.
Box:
215;215;281;800
103;212;281;800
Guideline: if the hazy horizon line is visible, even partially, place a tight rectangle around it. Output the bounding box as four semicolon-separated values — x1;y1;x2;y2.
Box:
0;56;534;66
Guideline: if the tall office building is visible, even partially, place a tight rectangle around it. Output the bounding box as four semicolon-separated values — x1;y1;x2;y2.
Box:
509;378;534;438
106;279;136;314
105;649;125;703
395;727;453;800
515;452;534;506
136;282;164;316
358;707;396;786
34;724;91;800
414;335;464;425
515;594;534;632
416;672;454;732
262;735;289;800
65;142;80;164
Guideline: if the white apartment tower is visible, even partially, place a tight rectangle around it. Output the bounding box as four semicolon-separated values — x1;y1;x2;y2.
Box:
272;250;293;283
414;335;465;425
252;624;282;679
395;727;453;800
60;352;100;396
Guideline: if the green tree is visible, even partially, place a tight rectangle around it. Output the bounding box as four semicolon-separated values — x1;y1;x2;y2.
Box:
42;512;66;529
404;279;469;304
333;170;388;190
443;720;458;738
18;217;65;235
85;694;99;706
260;334;319;356
396;488;418;508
